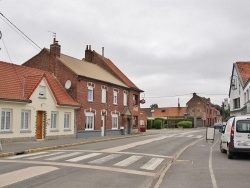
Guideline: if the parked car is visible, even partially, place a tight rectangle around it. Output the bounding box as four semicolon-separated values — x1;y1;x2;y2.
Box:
220;116;250;159
212;122;223;129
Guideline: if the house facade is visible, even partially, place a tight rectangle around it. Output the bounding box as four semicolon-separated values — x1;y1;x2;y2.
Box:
0;61;80;142
23;39;143;137
229;62;250;116
186;93;222;127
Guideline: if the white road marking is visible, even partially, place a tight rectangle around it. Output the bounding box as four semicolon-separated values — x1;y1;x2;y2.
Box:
88;154;120;164
6;152;48;159
114;155;143;167
101;135;176;152
140;158;164;171
66;153;102;162
28;152;64;159
209;139;219;188
45;152;82;160
0;166;58;187
0;159;156;177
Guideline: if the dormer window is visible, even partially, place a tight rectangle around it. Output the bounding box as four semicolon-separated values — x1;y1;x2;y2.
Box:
39;86;46;98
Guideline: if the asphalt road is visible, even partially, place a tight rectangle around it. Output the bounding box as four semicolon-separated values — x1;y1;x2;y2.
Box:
0;129;249;188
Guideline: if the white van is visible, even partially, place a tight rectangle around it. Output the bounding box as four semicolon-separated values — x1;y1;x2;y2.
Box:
220;116;250;159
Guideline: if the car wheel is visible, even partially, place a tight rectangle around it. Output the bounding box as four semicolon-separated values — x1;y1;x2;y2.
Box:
227;146;234;159
220;141;226;153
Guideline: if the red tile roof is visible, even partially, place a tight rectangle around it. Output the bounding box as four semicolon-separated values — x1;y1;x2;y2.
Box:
0;61;80;107
152;107;187;117
236;62;250;85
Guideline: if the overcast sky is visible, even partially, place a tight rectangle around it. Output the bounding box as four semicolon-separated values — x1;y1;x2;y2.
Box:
1;0;250;108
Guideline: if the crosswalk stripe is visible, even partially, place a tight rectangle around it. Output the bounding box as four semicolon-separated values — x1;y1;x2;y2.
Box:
0;166;58;187
140;158;164;171
114;155;142;167
28;152;64;159
88;154;120;164
45;152;82;160
6;152;48;159
66;153;102;162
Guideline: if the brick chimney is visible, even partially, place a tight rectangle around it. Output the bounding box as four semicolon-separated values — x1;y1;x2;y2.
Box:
50;38;61;57
85;45;93;62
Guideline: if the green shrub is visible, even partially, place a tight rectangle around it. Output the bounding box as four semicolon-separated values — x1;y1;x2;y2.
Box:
147;120;152;129
177;121;192;128
154;119;162;129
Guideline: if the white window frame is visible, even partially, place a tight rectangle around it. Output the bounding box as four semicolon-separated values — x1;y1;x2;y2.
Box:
1;109;12;131
123;90;128;106
85;112;94;130
88;86;94;102
51;111;58;129
39;85;46;98
112;114;119;129
21;110;30;130
101;87;107;103
113;90;118;104
64;112;71;129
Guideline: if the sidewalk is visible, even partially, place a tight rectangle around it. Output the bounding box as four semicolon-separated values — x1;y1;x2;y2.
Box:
0;132;149;157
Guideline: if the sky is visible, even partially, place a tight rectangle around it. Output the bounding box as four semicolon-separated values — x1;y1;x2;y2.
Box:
1;0;250;108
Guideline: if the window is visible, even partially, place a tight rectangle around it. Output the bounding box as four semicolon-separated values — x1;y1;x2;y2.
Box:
39;85;46;98
21;110;30;130
64;112;71;129
123;91;128;106
236;120;250;133
133;94;138;105
88;86;94;102
101;86;107;103
1;109;12;131
233;98;240;109
112;114;118;129
51;111;58;129
85;112;94;130
113;89;118;104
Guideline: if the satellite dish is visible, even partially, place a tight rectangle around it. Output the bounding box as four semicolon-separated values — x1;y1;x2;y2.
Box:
65;80;71;89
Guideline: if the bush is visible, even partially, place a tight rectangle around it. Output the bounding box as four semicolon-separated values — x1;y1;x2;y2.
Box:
177;121;192;128
147;120;152;129
154;119;162;129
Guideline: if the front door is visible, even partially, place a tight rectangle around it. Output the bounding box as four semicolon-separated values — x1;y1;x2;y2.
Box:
36;111;43;139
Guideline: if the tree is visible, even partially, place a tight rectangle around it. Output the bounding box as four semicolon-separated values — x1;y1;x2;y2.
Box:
150;104;158;108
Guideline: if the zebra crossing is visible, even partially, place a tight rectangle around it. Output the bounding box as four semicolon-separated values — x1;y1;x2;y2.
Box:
5;150;168;171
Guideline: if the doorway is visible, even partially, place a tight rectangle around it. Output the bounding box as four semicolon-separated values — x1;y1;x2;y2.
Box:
101;115;105;137
36;111;44;139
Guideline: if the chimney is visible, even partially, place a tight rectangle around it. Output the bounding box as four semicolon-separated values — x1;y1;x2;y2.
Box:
50;38;61;57
102;47;104;57
85;44;93;62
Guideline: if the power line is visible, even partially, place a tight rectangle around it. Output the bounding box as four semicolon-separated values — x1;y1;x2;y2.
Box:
0;12;42;50
1;32;12;63
145;93;228;99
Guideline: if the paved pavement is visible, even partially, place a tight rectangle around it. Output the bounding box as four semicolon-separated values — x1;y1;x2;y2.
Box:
0;132;149;157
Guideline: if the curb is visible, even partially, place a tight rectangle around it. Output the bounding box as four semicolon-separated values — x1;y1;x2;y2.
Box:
0;133;150;158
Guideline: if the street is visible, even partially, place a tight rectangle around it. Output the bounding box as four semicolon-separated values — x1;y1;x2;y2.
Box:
0;129;249;188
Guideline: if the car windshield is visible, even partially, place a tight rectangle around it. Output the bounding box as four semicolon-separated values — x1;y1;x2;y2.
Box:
236;120;250;133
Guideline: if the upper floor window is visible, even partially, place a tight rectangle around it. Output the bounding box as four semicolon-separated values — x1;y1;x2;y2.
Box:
233;98;240;109
1;109;12;131
113;89;118;105
39;85;46;98
85;112;94;130
88;86;94;101
123;90;128;106
112;114;119;129
64;112;71;129
51;111;58;129
21;110;30;130
101;85;107;103
133;94;139;105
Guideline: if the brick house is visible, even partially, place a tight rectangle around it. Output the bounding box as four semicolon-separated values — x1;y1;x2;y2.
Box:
186;93;222;127
0;61;80;142
23;39;143;137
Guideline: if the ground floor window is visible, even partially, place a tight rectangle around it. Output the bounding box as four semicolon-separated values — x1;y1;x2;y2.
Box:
21;110;30;130
85;112;94;130
64;112;71;129
51;111;58;129
112;114;118;129
1;109;12;131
